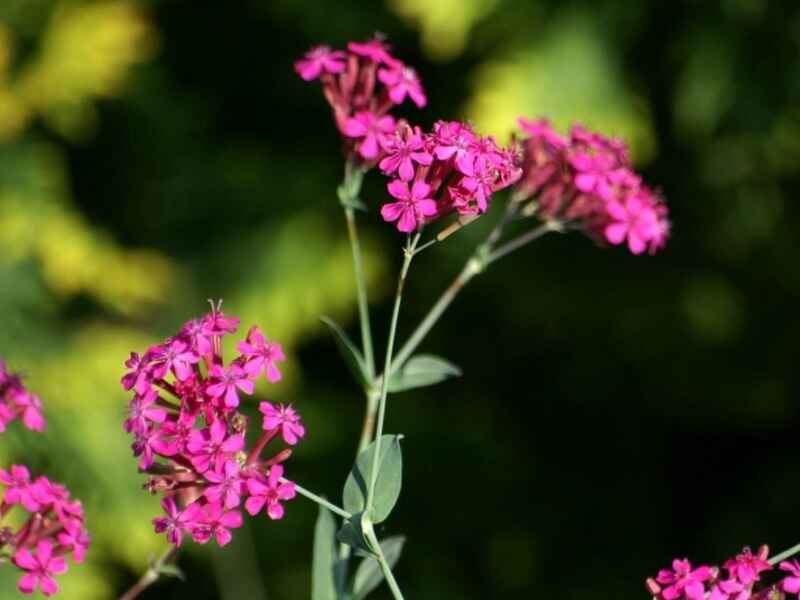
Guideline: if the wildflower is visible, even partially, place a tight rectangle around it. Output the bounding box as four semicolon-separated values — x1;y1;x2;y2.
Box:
344;111;396;160
780;560;800;594
295;35;426;163
655;559;714;600
0;466;90;596
121;306;303;549
513;117;671;255
0;358;47;433
723;547;771;586
244;465;296;520
237;326;286;383
294;45;346;81
379;124;433;181
380;180;438;233
259;402;306;445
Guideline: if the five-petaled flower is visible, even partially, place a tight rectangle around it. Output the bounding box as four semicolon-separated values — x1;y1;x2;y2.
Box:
380;180;438;233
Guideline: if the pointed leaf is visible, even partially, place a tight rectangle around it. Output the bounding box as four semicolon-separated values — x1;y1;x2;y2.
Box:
312;505;338;600
352;536;406;600
156;563;185;581
321;316;369;386
343;435;402;524
387;354;462;393
336;512;376;556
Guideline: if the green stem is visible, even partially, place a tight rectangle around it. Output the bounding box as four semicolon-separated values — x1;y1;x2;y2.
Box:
769;542;800;565
118;546;178;600
344;205;376;380
366;233;420;512
365;525;405;600
288;478;352;520
486;220;562;265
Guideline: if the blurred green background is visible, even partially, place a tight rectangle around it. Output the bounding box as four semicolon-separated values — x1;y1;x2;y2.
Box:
0;0;798;598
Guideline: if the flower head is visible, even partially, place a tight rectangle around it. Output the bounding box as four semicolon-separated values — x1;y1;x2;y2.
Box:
294;45;346;81
244;465;296;520
14;540;68;597
380;180;438;233
0;358;47;433
122;306;304;550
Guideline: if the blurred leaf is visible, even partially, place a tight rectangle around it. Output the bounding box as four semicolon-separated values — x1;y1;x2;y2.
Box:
388;354;461;393
321;316;370;387
312;505;338;600
343;435;403;524
352;536;406;600
156;563;185;581
465;12;655;162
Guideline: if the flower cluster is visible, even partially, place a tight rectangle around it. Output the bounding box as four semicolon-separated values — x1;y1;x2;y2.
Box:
645;546;800;600
0;465;89;596
514;117;670;255
0;358;45;433
120;307;304;549
379;121;522;232
295;36;426;162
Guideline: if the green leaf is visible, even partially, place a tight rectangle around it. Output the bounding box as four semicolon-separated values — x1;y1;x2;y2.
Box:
352;536;406;600
321;316;369;386
312;505;338;600
387;354;462;393
156;563;185;581
343;435;402;524
336;512;376;556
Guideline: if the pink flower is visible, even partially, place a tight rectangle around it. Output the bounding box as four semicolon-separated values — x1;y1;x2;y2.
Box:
343;111;396;160
294;45;346;81
723;547;771;586
180;318;213;355
198;502;243;547
380;180;438;233
124;388;167;435
780;560;800;594
153;498;203;546
204;460;244;509
14;540;68;597
56;522;91;564
149;339;200;381
206;364;254;409
461;155;500;212
379;125;433;181
708;579;748;600
0;464;41;512
244;465;296;520
604;194;660;255
655;559;714;600
237;326;285;383
13;391;45;432
378;63;427;107
186;419;244;473
259;402;305;445
432;121;478;174
348;37;393;64
121;352;152;394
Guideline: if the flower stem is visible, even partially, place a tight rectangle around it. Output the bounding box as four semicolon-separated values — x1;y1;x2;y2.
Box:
486;220;563;265
366;233;420;513
118;546;178;600
769;542;800;565
365;525;405;600
341;159;375;380
287;478;352;520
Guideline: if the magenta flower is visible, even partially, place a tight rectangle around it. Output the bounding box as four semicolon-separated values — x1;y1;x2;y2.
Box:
153;498;203;546
723;547;771;586
604;194;660;255
259;402;305;445
124;388;167;435
237;326;286;383
343;111;396;160
379;125;433;181
294;45;346;81
780;560;800;594
461;155;500;212
150;339;200;381
121;352;152;394
14;540;68;597
198;502;243;547
347;37;392;64
56;522;91;564
380;179;437;233
378;62;427;107
708;579;747;600
186;419;244;473
204;460;244;509
432;121;478;174
0;464;41;512
206;364;254;408
655;559;714;600
244;465;296;520
123;308;303;550
9;390;45;432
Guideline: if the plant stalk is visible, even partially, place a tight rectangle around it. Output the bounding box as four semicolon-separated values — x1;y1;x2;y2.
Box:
118;546;178;600
288;478;352;520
